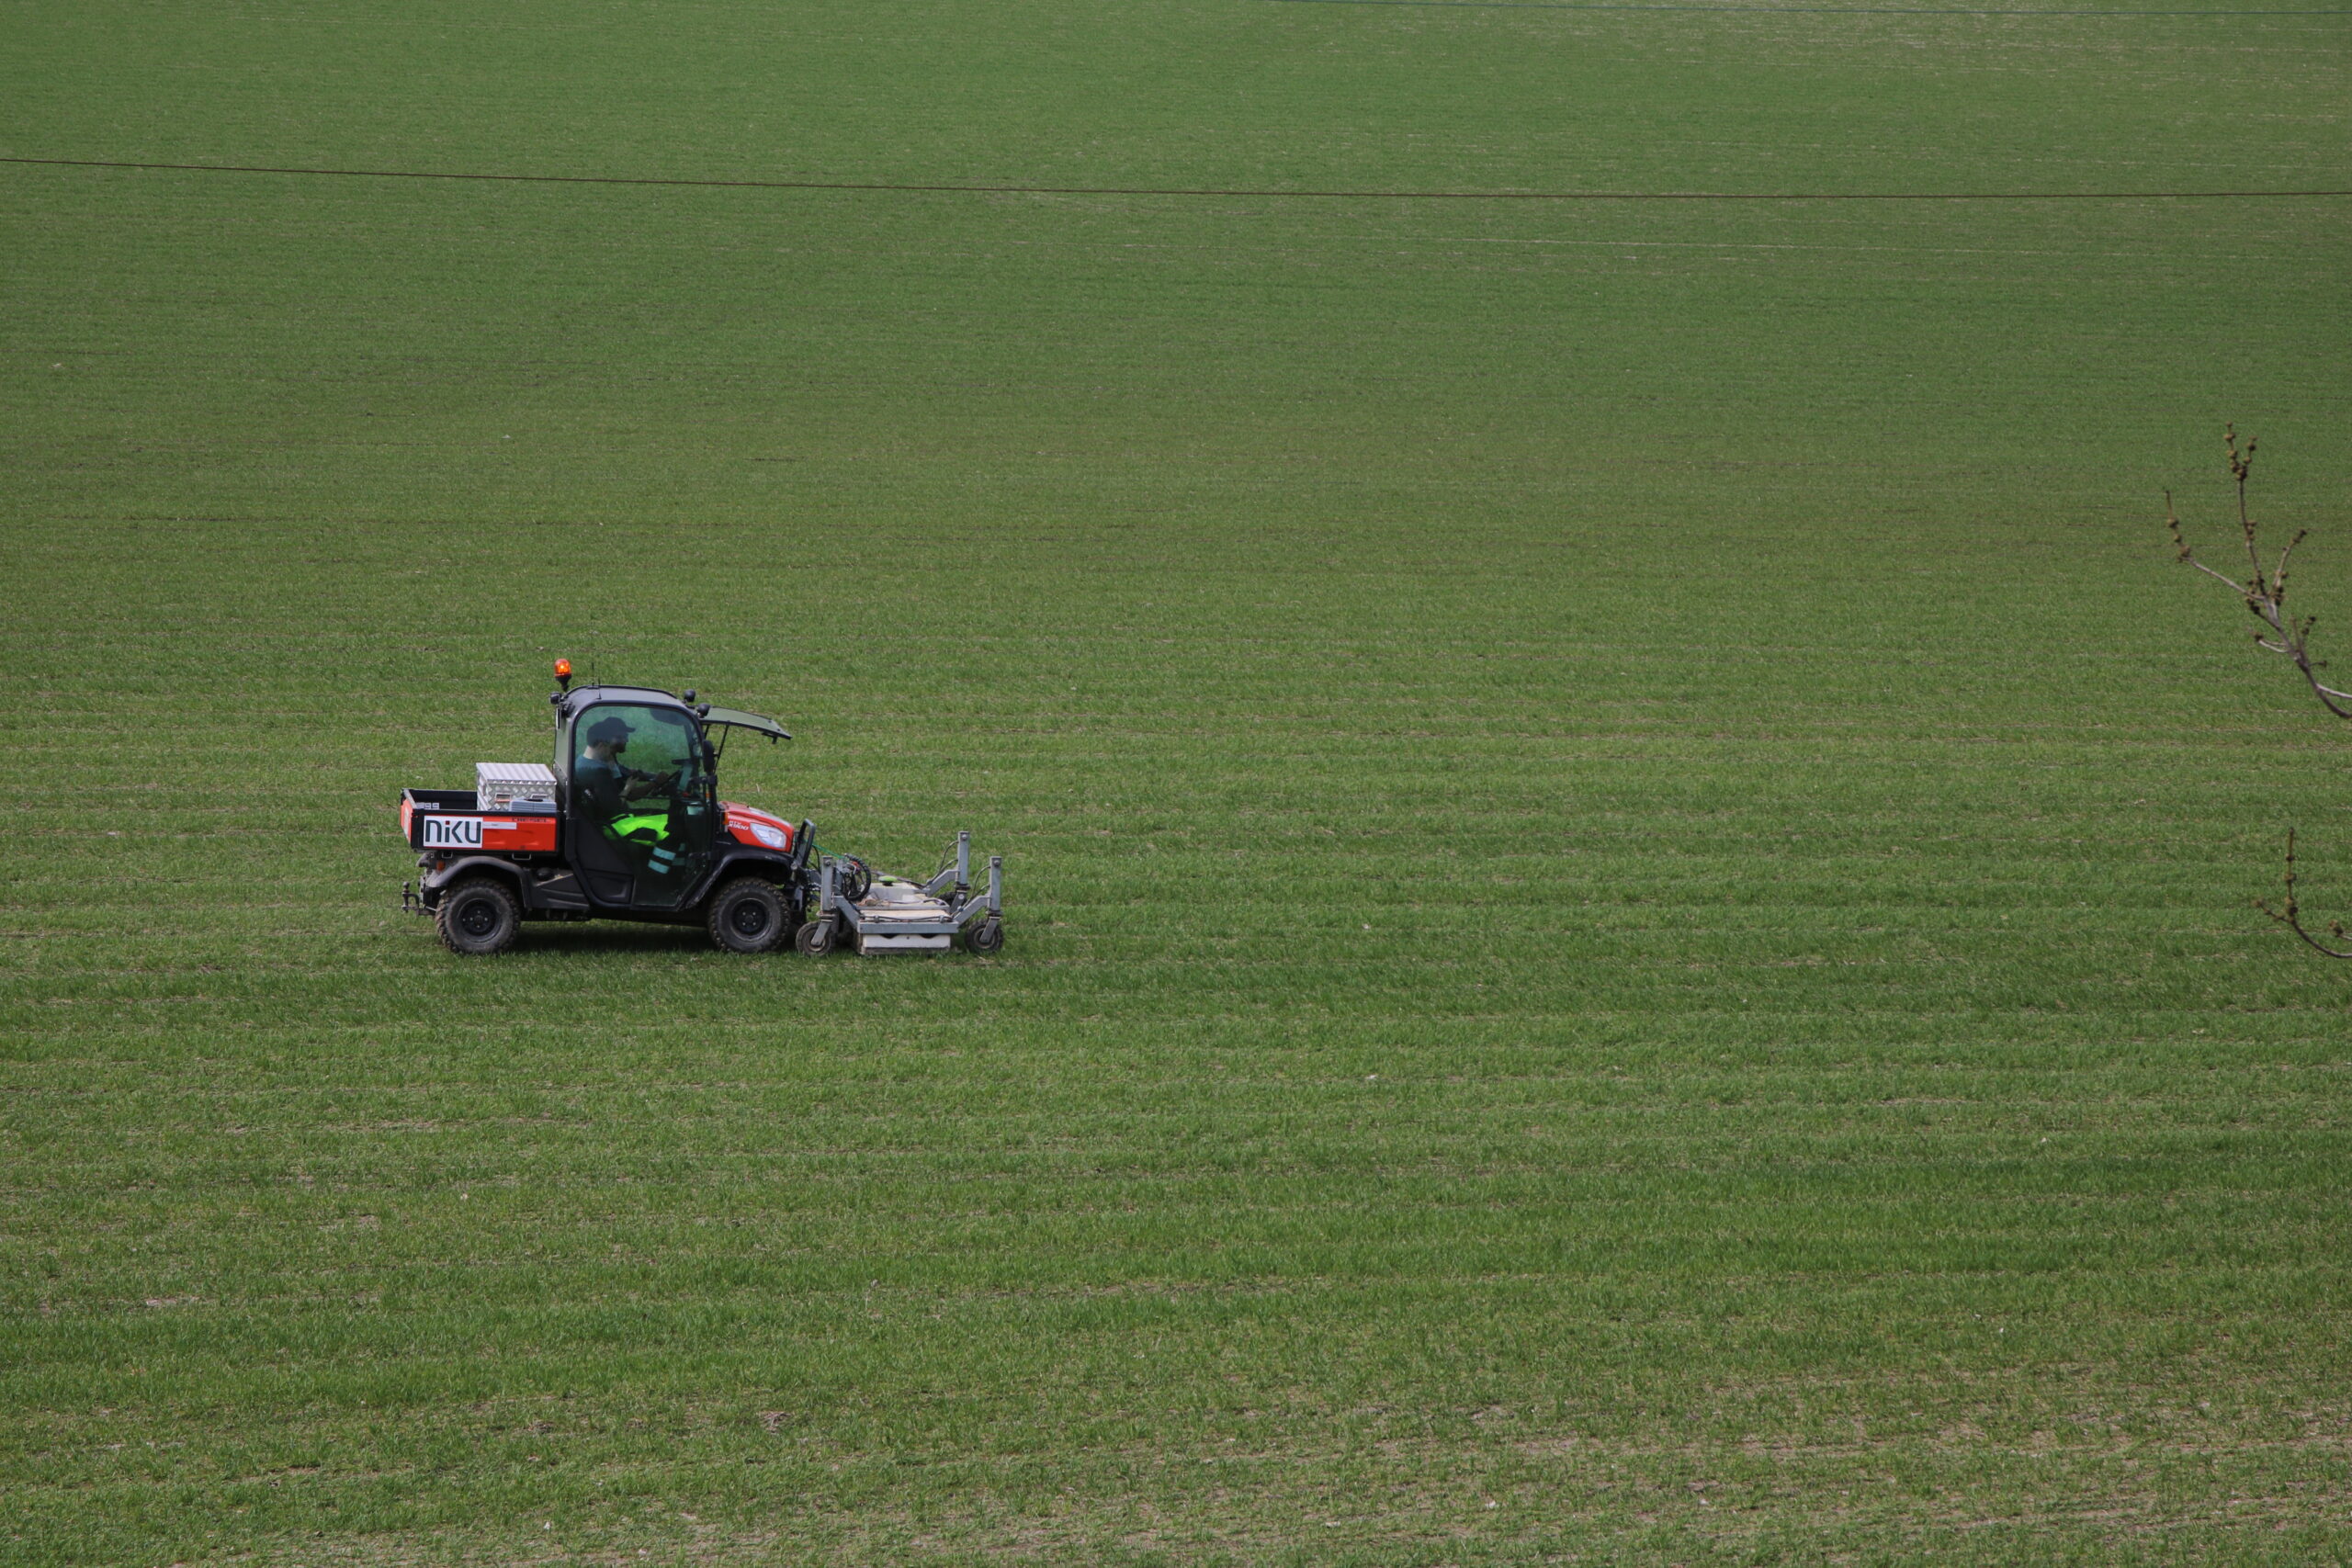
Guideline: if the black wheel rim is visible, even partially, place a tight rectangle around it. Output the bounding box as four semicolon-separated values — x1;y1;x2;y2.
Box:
729;899;770;939
457;898;498;938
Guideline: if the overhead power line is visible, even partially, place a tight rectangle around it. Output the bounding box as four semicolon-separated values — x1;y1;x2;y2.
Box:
1268;0;2347;12
5;155;2348;203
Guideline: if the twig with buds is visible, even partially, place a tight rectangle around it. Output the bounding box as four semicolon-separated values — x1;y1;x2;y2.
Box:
2171;427;2352;959
2256;828;2352;959
2169;425;2352;718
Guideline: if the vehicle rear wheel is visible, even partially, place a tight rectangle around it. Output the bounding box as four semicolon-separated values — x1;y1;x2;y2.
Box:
961;915;1005;955
707;877;788;953
436;876;521;955
795;916;836;956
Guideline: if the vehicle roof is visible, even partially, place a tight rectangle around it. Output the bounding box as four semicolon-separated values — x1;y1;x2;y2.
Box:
560;684;693;715
558;687;790;739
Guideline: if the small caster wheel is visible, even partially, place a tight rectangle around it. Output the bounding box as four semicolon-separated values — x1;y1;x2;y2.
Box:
796;917;837;956
961;916;1004;955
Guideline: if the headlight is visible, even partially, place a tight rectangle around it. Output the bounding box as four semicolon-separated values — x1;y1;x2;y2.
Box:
748;822;788;849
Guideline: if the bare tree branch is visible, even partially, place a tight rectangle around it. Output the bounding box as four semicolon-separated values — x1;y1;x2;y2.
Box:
2169;424;2352;718
2255;828;2352;960
2172;428;2352;958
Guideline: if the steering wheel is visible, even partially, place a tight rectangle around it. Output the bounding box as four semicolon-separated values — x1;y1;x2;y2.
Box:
626;769;683;800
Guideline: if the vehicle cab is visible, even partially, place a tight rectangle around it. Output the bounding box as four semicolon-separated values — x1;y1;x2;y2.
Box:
553;683;723;909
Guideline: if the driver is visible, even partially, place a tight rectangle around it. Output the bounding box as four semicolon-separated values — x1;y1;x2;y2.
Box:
576;716;662;825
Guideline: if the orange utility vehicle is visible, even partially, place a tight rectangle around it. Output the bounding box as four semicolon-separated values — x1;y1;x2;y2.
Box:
400;662;1003;958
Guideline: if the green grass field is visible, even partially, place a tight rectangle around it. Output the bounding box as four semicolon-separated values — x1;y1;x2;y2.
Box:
5;2;2350;1562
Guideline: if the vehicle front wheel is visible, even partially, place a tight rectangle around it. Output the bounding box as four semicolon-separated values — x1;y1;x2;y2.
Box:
707;877;789;953
436;876;521;955
960;915;1005;955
